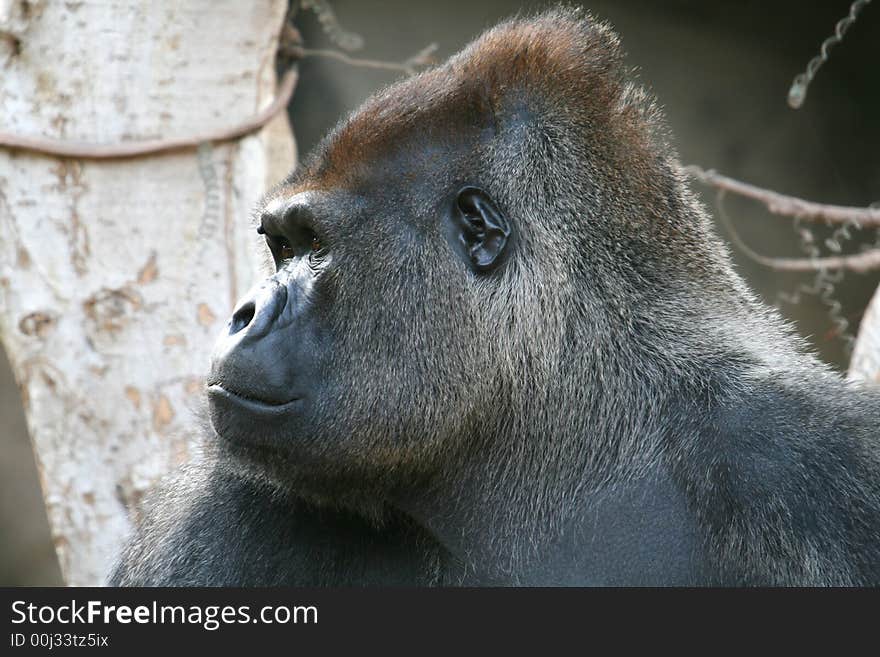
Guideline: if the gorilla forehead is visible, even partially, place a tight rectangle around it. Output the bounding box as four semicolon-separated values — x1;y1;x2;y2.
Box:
286;8;628;195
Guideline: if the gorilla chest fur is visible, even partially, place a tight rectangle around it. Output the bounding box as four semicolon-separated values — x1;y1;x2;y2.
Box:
425;464;713;586
519;470;710;586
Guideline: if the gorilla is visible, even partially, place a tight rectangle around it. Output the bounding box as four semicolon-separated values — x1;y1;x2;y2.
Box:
111;8;880;586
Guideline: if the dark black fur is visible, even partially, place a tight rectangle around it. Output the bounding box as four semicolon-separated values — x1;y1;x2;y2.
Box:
111;8;880;586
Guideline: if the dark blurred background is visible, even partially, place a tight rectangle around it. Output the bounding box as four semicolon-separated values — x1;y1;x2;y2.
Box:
3;0;878;584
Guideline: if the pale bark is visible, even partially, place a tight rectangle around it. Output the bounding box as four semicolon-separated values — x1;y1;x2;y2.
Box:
850;284;880;384
0;0;294;585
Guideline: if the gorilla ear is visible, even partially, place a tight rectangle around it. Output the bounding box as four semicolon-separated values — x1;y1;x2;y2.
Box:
453;187;511;272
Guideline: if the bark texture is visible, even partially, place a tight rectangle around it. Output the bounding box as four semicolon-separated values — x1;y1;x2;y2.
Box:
850;285;880;384
0;0;294;585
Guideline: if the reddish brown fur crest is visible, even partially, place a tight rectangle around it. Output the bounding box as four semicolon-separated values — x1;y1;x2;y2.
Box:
282;7;655;196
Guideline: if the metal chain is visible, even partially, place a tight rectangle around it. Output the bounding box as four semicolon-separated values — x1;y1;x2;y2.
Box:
788;0;872;108
777;217;820;305
778;215;865;353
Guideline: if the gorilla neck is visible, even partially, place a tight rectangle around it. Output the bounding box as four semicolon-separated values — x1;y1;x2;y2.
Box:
394;366;702;583
392;308;749;583
395;419;704;584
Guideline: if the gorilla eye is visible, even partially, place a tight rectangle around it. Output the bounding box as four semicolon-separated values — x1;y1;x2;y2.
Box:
276;237;294;261
310;235;323;252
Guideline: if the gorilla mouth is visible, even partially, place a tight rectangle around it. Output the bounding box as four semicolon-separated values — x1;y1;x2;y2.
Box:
207;384;303;449
207;384;301;412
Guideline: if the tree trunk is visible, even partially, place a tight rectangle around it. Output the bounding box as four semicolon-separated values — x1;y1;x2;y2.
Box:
0;0;295;585
850;284;880;384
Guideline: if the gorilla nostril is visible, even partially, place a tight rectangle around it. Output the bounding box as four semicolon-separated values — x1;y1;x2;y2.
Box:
229;301;256;335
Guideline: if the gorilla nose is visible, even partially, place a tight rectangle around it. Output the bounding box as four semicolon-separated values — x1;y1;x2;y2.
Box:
227;280;287;340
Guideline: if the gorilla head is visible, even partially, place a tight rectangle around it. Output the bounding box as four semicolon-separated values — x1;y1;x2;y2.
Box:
207;9;754;503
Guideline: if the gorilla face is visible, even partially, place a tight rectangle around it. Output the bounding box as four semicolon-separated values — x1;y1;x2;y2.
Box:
204;41;561;495
207;161;512;486
207;192;330;453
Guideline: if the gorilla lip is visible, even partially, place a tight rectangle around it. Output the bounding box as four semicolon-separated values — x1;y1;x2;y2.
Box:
207;384;301;412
